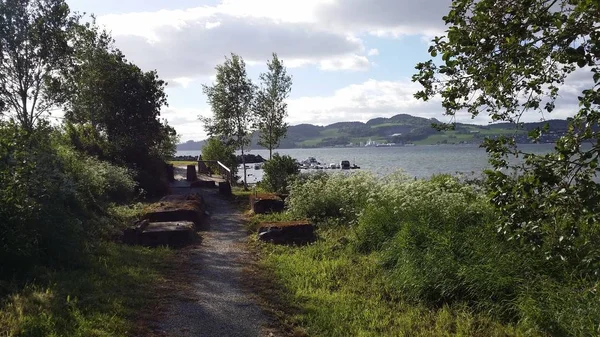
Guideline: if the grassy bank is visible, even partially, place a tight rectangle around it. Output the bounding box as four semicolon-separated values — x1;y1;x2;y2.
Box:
0;243;173;337
249;172;600;336
0;201;175;337
256;229;523;337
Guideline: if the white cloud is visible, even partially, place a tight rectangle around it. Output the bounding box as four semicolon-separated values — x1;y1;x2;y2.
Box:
283;76;593;128
367;48;379;56
171;77;195;88
319;54;370;71
95;0;452;80
168;72;594;140
102;15;367;80
286;79;449;125
162;107;211;141
315;0;450;38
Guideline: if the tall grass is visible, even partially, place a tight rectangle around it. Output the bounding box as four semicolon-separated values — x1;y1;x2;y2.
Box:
256;171;600;336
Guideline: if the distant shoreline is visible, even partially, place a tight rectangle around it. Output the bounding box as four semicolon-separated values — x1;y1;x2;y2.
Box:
176;142;557;153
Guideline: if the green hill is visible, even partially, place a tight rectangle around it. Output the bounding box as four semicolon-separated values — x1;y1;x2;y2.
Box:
178;115;570;150
263;114;568;148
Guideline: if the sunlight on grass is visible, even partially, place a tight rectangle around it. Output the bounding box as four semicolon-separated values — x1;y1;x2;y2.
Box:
0;243;173;337
168;160;197;167
257;228;528;337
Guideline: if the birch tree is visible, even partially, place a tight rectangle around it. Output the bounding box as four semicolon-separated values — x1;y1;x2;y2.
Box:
0;0;75;130
201;53;255;188
255;53;292;159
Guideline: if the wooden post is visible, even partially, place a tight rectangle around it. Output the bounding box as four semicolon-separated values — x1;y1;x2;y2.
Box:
186;165;197;182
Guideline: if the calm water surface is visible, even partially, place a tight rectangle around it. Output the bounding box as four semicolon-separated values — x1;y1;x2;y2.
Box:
178;144;556;184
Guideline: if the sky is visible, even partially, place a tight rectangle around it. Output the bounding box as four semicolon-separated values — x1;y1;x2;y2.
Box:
65;0;590;142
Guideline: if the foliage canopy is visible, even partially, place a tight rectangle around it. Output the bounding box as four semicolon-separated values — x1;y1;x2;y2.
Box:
413;0;600;270
261;153;299;194
254;53;292;159
201;137;238;177
202;53;255;188
0;0;76;129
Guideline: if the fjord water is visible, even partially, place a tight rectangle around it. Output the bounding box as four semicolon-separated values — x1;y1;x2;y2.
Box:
178;143;556;183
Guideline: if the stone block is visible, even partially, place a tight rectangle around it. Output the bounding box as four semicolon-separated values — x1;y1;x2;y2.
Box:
143;194;206;230
258;221;315;245
139;221;195;247
250;193;285;214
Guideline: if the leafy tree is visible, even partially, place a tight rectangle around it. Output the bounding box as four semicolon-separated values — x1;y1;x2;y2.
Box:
262;153;299;194
62;23;174;196
202;53;255;188
201;137;238;178
0;0;76;130
413;0;600;269
255;53;292;159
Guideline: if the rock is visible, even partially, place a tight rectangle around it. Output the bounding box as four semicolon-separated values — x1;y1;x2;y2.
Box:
258;221;315;245
186;164;197;181
236;154;266;164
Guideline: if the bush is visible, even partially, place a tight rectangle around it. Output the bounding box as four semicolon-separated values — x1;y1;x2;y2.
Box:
282;171;600;335
201;137;238;177
261;153;299;194
0;123;137;277
286;171;378;224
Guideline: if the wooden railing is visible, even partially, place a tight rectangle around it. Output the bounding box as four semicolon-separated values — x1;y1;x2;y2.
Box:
197;159;233;183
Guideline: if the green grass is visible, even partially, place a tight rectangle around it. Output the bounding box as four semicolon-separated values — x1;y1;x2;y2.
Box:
371;122;410;128
299;137;326;147
0;243;173;337
254;227;527;337
168;160;197;166
0;203;174;337
320;128;342;137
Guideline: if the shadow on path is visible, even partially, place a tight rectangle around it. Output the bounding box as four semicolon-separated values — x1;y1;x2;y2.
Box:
156;188;277;337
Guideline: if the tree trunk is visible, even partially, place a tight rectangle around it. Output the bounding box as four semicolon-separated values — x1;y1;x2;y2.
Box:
241;145;248;190
269;124;273;160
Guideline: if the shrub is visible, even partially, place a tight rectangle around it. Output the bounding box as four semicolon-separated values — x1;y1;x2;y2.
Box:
201;137;238;177
261;153;299;194
283;171;600;334
0;123;137;277
286;171;378;224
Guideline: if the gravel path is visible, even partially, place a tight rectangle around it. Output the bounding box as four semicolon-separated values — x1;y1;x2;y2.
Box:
157;186;277;337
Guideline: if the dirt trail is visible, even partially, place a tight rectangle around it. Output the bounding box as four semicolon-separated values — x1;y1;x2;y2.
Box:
155;172;277;337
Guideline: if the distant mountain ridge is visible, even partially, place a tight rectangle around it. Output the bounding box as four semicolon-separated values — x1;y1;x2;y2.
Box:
177;114;570;151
